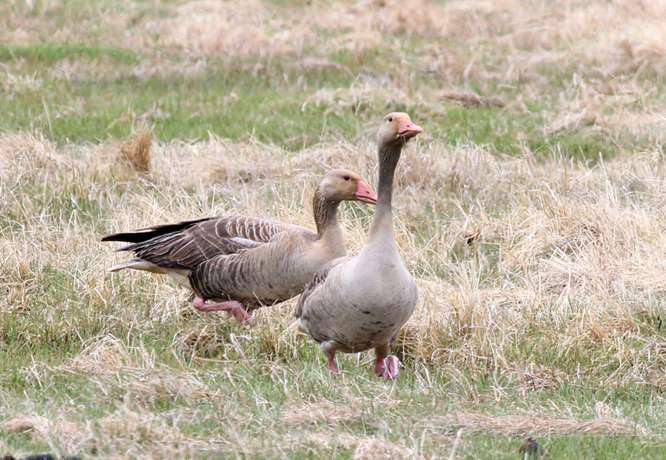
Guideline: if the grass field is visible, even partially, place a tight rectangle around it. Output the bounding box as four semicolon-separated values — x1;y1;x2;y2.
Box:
2;0;666;458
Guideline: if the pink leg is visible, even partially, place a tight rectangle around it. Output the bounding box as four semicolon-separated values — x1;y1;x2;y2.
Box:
321;341;339;375
374;344;388;377
374;356;386;377
326;353;339;375
192;297;251;324
374;345;400;380
384;356;400;380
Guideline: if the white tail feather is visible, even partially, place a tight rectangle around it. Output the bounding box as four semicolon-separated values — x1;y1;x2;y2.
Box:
107;259;191;288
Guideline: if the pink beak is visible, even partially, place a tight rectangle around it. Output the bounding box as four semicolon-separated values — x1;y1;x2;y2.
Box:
354;181;378;204
397;119;423;139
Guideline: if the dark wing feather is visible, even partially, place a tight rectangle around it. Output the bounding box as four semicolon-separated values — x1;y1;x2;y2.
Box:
294;256;350;318
101;218;212;243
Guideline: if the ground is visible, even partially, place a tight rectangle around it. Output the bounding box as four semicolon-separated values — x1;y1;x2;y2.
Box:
1;0;666;458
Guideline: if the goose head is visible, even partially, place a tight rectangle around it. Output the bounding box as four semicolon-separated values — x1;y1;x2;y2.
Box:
376;112;423;148
319;169;377;204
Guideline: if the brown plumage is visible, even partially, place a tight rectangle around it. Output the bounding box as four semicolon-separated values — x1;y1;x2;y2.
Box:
296;113;423;378
102;169;377;323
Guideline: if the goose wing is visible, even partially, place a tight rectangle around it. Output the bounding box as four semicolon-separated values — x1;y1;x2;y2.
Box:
187;230;315;304
294;256;350;318
102;215;310;270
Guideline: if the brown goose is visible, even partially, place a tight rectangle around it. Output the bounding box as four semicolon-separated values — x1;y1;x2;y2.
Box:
102;169;377;323
295;113;422;379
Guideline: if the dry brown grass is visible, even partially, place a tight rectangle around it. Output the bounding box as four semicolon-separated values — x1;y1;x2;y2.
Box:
0;408;228;457
2;132;666;382
281;398;418;458
2;123;665;456
441;91;505;108
4;0;666;77
132;0;666;83
282;397;400;427
428;411;647;437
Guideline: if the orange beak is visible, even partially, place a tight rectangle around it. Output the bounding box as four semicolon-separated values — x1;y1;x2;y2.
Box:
397;119;423;139
354;181;378;204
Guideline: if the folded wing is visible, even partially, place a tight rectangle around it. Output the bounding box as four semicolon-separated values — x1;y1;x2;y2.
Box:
294;256;350;319
102;215;306;270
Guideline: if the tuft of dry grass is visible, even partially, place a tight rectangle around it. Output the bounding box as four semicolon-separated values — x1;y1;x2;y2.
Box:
1;416;48;434
1;414;85;453
352;438;415;460
428;411;647;437
282;397;398;427
441;90;505;108
63;334;147;375
118;128;152;173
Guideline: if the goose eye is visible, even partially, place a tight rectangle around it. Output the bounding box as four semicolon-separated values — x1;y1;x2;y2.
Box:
387;117;393;122
343;176;350;181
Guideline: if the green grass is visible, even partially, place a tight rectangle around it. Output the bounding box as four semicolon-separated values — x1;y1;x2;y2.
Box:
463;434;666;459
1;65;364;148
0;43;139;64
0;66;631;158
0;329;663;458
